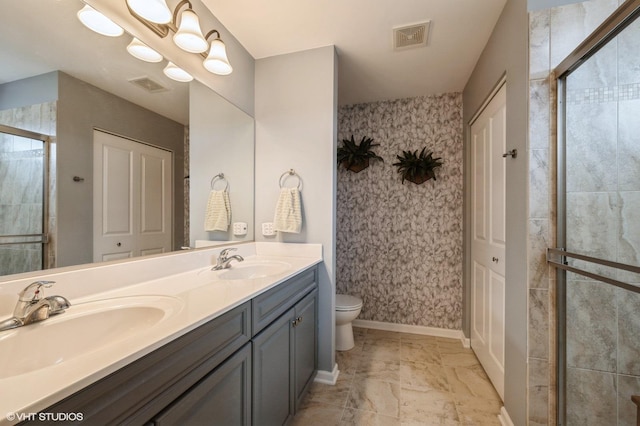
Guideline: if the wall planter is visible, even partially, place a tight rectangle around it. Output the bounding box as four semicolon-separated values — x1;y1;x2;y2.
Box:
393;148;443;184
337;135;383;173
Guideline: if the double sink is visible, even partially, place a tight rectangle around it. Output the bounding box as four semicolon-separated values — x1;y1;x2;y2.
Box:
0;258;293;380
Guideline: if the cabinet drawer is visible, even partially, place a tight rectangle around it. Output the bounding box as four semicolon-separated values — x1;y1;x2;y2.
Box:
252;267;317;335
33;302;251;426
153;343;252;426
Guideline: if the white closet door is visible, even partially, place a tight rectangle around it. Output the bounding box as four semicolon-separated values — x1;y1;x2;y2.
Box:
93;130;172;262
470;84;506;400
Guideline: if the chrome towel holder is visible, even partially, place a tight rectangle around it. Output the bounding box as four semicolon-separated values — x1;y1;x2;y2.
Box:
210;173;229;191
279;169;302;190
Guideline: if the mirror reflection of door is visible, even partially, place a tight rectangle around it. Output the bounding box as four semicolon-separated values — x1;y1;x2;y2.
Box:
93;130;172;262
0;124;49;276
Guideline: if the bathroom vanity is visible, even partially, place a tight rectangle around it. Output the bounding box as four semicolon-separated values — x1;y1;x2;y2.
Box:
0;243;322;426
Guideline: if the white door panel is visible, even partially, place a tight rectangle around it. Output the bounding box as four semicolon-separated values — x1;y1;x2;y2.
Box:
102;145;132;235
470;84;506;400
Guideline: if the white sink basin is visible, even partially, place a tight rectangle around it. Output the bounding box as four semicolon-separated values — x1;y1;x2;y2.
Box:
200;260;292;281
0;295;183;379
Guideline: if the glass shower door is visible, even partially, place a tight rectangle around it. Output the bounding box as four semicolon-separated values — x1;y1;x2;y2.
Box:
0;124;49;275
552;5;640;425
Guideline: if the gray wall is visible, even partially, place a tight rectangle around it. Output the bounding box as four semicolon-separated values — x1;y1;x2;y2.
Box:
0;72;58;110
255;46;338;374
336;94;464;330
57;72;185;267
189;79;255;244
462;0;529;424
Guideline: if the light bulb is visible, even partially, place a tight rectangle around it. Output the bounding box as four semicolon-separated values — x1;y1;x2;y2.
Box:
203;38;233;75
126;0;172;24
173;9;208;53
163;62;193;82
77;5;124;37
127;38;163;63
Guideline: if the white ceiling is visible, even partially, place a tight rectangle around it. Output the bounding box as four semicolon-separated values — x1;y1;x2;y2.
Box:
201;0;507;106
2;1;508;119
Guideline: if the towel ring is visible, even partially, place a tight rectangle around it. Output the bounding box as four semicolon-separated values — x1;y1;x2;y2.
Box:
279;169;302;190
210;173;229;191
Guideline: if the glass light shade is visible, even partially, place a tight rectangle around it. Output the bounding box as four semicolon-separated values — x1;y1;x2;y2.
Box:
203;38;233;75
127;38;163;63
163;62;193;82
173;9;208;53
126;0;172;24
77;5;124;37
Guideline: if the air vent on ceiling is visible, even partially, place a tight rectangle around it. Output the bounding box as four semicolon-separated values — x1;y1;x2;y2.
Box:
393;21;430;50
128;76;168;93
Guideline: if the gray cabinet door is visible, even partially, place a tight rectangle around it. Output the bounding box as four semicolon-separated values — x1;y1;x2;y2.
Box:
252;309;294;426
293;289;317;411
153;343;252;426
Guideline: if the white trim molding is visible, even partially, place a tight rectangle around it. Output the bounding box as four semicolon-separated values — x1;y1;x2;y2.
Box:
314;363;339;385
498;406;514;426
353;319;466;344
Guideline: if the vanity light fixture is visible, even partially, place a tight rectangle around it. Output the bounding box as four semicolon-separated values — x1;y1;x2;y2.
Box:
127;0;233;75
163;62;193;82
203;30;233;75
127;38;164;63
77;5;124;37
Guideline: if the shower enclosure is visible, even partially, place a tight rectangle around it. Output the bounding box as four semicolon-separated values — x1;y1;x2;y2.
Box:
0;124;49;275
551;1;640;424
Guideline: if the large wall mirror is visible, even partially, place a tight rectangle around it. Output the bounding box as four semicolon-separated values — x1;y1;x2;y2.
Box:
0;0;254;278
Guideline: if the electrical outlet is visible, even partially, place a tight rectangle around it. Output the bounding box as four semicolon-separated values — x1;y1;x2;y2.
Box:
261;222;275;236
233;222;248;236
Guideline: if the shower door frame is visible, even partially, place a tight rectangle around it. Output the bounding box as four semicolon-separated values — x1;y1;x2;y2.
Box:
552;1;640;424
0;123;51;271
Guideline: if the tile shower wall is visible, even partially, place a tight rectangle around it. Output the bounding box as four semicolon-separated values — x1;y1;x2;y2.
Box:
337;94;463;329
528;0;639;424
563;12;640;425
0;103;56;274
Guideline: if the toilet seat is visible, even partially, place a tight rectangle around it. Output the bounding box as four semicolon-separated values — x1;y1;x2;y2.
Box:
336;294;362;311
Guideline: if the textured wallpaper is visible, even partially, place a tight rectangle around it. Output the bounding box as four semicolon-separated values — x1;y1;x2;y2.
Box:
337;93;463;330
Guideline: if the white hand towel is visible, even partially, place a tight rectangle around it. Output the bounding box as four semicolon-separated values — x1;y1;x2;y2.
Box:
204;190;231;232
273;188;302;233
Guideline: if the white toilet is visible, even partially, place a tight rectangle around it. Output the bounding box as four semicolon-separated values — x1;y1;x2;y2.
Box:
335;294;363;351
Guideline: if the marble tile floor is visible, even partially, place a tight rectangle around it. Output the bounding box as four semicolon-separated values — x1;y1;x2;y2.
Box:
293;328;502;426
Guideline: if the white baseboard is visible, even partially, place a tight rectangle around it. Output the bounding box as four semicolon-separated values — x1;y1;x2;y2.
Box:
353;319;467;345
314;363;339;385
462;337;471;348
498;406;514;426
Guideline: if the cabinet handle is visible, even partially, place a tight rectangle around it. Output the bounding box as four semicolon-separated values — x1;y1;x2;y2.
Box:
292;316;303;327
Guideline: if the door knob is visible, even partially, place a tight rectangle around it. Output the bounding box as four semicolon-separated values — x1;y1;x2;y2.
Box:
492;257;499;263
117;242;122;247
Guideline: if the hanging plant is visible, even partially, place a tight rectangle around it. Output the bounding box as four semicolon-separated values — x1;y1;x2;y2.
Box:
337;135;384;173
393;147;443;184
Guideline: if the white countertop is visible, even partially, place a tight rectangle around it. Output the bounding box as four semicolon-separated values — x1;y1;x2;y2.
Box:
0;242;322;425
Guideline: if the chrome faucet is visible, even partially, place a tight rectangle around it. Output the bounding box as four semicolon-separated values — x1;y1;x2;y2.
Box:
0;281;71;332
212;248;244;270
